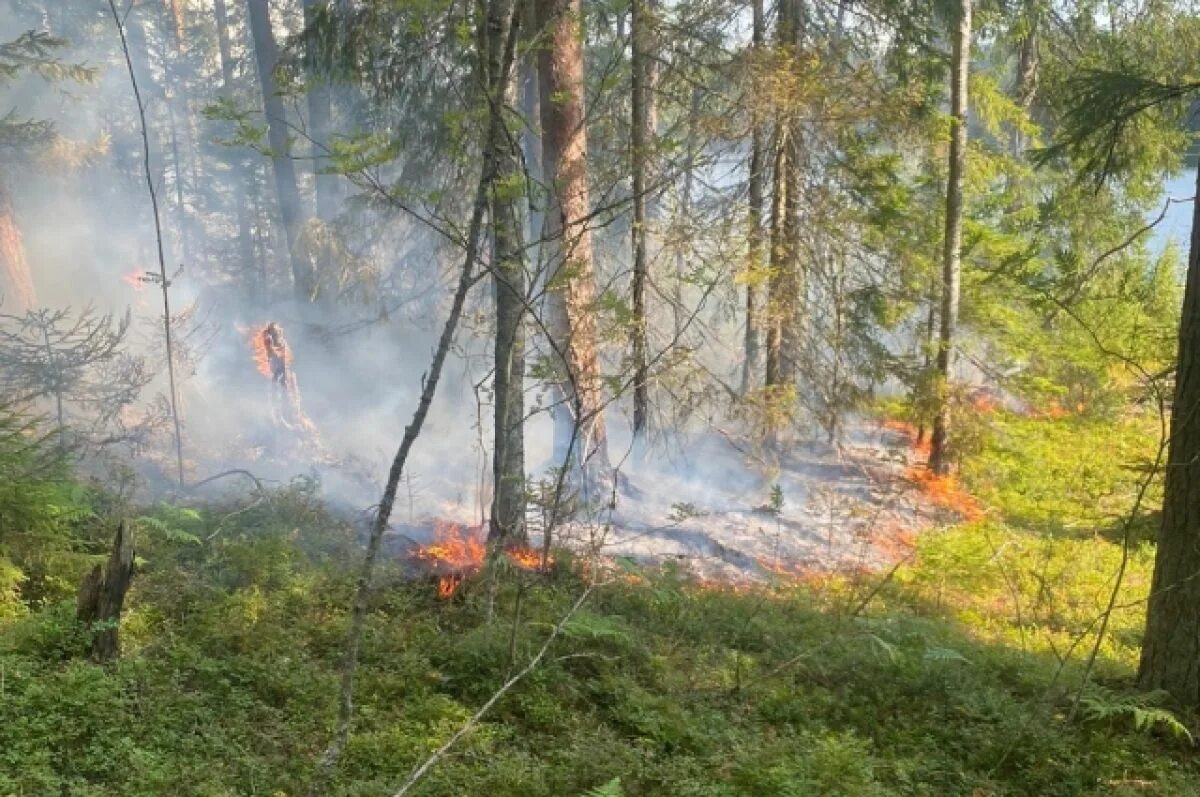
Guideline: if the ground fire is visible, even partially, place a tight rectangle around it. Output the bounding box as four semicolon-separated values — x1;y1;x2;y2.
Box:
413;521;549;597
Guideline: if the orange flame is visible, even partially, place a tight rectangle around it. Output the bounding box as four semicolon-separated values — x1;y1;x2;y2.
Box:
243;323;292;379
881;419;932;460
414;521;548;597
905;465;984;521
122;269;147;291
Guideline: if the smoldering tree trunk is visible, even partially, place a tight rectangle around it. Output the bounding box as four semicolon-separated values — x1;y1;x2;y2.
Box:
1138;161;1200;707
303;0;338;294
247;0;318;304
76;520;135;663
213;0;257;297
0;176;35;311
928;0;970;475
536;0;610;479
741;0;765;396
489;3;527;548
629;0;654;441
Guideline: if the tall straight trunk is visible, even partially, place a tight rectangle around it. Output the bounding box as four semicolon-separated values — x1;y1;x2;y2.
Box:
763;0;803;394
741;0;764;395
0;176;35;311
629;0;653;440
928;0;971;475
763;127;795;388
1137;161;1200;706
672;88;701;338
247;0;318;304
213;0;258;298
536;0;609;479
1011;7;1038;156
518;27;542;243
489;0;527;547
302;0;337;242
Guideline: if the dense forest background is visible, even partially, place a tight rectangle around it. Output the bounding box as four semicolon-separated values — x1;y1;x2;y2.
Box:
5;0;1200;794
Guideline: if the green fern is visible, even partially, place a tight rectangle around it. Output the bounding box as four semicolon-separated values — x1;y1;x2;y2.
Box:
1079;686;1192;743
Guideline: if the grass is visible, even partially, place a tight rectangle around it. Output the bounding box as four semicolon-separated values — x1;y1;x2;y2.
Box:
1;410;1197;796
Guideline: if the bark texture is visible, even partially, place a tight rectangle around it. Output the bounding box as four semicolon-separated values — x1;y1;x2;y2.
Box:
247;0;318;303
0;177;35;311
489;0;527;547
1137;161;1200;706
630;0;655;439
76;520;135;663
536;0;609;478
741;0;764;395
928;0;970;476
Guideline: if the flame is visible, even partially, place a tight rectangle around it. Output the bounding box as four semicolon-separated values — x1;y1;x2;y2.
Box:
122;269;146;291
884;418;984;521
0;203;35;311
881;419;932;460
243;324;292;380
413;521;549;597
905;465;984;521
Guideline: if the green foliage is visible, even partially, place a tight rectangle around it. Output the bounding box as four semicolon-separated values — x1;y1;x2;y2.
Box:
1078;687;1192;744
580;777;625;797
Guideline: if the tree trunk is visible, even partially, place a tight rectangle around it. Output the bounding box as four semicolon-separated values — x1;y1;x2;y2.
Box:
247;0;318;304
1011;6;1038;157
741;0;764;395
0;176;35;311
629;0;653;441
489;1;527;547
763;0;803;397
76;520;135;663
303;0;337;296
536;0;609;480
928;0;970;475
1137;160;1200;706
213;0;258;299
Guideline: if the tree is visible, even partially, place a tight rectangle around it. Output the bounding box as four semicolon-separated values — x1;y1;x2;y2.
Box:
489;0;528;547
629;0;654;441
0;307;152;452
928;0;971;475
0;31;95;312
536;0;610;480
213;0;260;300
741;0;765;395
247;0;318;304
763;0;803;418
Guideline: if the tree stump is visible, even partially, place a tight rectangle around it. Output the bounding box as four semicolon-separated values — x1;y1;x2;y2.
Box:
75;519;135;663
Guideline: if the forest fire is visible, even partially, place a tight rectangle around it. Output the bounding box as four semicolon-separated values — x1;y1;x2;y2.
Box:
245;322;292;380
882;418;984;521
413;521;549;597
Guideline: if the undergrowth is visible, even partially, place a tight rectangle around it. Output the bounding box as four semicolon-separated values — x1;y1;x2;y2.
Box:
1;410;1196;795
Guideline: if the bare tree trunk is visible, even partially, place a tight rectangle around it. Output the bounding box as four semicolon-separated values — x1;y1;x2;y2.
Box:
928;0;971;475
76;520;135;663
763;0;802;397
489;2;527;547
741;0;764;396
0;177;35;311
1137;160;1200;707
303;0;337;295
247;0;318;304
1011;5;1038;156
629;0;654;441
536;0;609;479
213;0;258;298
